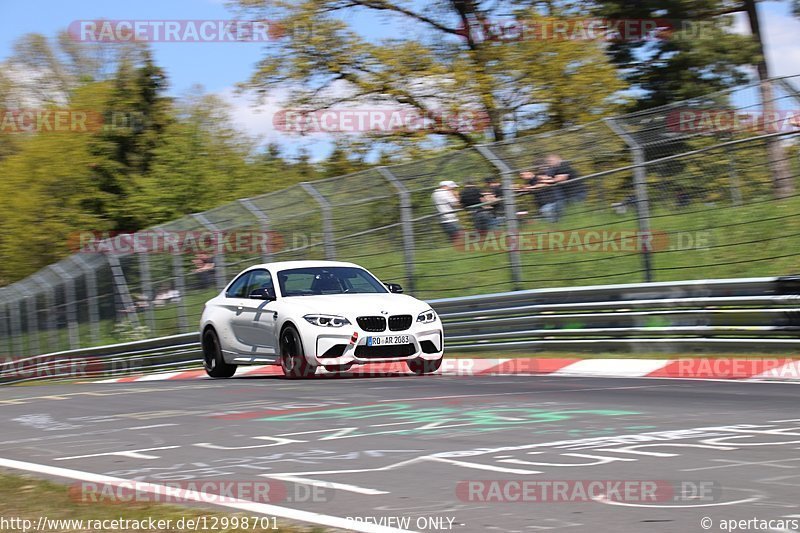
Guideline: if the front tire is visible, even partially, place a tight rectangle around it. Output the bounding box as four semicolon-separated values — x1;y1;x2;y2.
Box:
280;326;317;379
203;329;237;378
407;356;443;375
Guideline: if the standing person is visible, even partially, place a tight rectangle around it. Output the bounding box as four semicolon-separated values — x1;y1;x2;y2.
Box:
484;176;505;222
459;181;492;233
544;154;585;204
432;180;462;242
523;162;564;223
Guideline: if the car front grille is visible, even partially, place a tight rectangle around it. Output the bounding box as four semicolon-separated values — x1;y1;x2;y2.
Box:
354;343;416;358
357;316;386;332
388;315;413;331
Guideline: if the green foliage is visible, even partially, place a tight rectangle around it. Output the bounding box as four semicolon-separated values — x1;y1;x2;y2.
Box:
233;0;626;145
591;0;761;110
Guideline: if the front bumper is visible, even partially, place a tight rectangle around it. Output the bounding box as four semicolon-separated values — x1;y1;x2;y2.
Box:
310;324;444;366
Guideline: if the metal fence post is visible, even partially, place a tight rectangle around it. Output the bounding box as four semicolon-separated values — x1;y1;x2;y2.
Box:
193;213;228;291
474;145;523;291
73;255;101;345
172;251;189;333
32;275;58;352
104;247;140;327
16;284;40;355
604;118;654;283
776;78;800;187
0;299;9;358
724;138;743;206
8;292;24;357
300;182;336;260
137;246;156;334
239;198;274;263
50;265;80;350
377;167;416;293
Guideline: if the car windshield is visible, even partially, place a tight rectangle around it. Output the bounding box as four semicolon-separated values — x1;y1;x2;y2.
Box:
277;266;388;296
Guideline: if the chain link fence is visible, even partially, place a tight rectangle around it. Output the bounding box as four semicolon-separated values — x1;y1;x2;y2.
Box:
2;75;800;357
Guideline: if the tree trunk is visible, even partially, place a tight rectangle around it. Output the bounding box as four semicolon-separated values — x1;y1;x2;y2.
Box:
744;0;794;198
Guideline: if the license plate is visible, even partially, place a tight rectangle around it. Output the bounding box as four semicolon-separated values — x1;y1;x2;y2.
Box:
366;335;410;346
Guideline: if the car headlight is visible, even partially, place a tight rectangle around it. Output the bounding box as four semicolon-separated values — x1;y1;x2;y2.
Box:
417;309;437;323
304;314;351;327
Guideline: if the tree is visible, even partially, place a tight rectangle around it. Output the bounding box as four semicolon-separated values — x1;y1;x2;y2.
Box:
320;139;371;178
592;0;793;197
591;0;759;109
0;110;114;284
232;0;626;148
88;48;174;230
741;0;793;197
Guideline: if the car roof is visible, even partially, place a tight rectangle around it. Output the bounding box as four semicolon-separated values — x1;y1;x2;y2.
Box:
244;260;364;272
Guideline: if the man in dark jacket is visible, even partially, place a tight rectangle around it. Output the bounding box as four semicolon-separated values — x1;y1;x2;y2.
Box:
460;182;493;232
544;154;586;204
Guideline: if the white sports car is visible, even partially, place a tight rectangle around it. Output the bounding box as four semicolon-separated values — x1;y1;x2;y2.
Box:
200;260;444;378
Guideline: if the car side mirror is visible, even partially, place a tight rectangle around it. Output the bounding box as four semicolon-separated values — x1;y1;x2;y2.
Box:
249;287;276;301
385;283;404;294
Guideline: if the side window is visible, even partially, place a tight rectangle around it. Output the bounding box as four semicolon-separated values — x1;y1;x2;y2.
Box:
226;272;251;298
245;269;274;297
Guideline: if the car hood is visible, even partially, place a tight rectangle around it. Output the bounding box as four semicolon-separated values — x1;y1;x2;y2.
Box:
279;293;428;317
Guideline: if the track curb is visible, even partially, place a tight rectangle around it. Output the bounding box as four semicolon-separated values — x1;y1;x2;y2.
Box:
92;357;800;383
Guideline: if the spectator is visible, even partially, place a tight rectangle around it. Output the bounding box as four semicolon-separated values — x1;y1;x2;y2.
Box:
192;252;215;288
460;182;494;233
544;154;585;204
523;165;565;223
432;180;462;242
484;177;505;221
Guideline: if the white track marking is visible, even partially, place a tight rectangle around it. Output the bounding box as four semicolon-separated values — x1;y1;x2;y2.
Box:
234;366;273;376
266;475;389;495
136;372;186;382
0;457;416;533
54;446;181;461
426;457;541;474
591;491;762;508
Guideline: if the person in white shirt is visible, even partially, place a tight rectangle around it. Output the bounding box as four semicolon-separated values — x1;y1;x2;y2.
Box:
432;180;462;242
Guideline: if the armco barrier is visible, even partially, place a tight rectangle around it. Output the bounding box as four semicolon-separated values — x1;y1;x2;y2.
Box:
1;276;799;384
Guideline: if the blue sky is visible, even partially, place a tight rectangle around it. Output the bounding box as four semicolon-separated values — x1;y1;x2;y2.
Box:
0;0;266;95
2;0;799;158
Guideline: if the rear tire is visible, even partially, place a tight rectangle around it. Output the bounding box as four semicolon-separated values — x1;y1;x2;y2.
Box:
407;357;443;375
280;326;317;379
203;329;237;378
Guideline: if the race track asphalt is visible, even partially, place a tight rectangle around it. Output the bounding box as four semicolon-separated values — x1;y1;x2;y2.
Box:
1;372;799;533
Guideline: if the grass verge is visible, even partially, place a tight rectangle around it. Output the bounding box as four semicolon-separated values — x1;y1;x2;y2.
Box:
0;472;321;532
